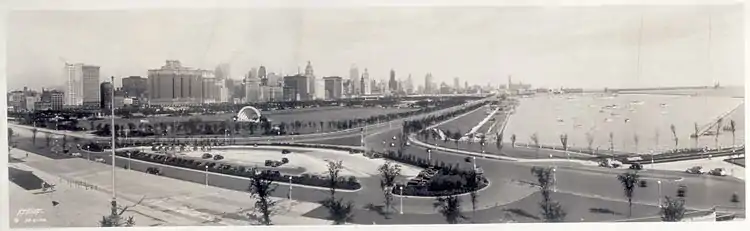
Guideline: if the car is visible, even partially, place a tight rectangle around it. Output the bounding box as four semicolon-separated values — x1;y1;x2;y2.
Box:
281;157;289;164
685;166;705;174
281;149;291;154
639;180;648;188
677;185;687;197
71;153;82;157
94;158;105;163
708;168;728;176
202;153;213;159
264;160;274;167
213;155;224;160
629;163;643;170
392;136;397;140
390;142;395;147
146;167;163;175
405;141;411;146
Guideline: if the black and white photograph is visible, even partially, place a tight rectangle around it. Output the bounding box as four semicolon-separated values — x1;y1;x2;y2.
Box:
3;1;746;228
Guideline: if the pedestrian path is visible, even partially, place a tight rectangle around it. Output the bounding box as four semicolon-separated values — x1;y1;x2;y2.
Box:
8;149;331;227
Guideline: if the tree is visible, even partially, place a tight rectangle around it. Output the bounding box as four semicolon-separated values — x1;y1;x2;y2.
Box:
660;196;686;222
609;132;615;155
670;124;678;148
530;133;540;158
617;171;640;217
326;160;344;198
320;197;355;225
585;132;595;155
530;166;566;222
510;134;516;147
715;118;723;150
433;195;465;224
633;133;639;154
378;161;402;217
45;133;52;147
729;120;737;154
100;197;145;227
248;171;278;225
8;128;13;144
496;132;504;152
464;170;481;219
693;122;700;148
31;127;38;145
559;133;568;158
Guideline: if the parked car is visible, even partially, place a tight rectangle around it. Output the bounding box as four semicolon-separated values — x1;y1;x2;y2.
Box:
71;153;82;157
639;180;648;188
281;149;291;154
629;163;643;170
390;142;395;147
281;157;289;164
677;185;687;197
392;136;397;140
213;155;224;160
708;168;728;176
405;141;411;146
94;158;105;163
146;167;163;175
264;160;274;167
685;166;705;174
202;153;213;159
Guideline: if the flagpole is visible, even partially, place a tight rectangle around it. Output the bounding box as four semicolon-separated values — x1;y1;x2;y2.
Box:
110;76;117;214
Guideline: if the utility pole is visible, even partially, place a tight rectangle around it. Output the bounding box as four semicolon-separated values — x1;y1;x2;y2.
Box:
110;76;118;219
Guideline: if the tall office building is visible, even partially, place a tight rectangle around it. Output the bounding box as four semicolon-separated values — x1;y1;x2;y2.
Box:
323;76;343;100
100;81;113;109
122;76;148;99
148;60;206;105
64;63;84;106
388;69;398;93
405;74;414;95
258;66;268;86
362;68;371;95
283;75;309;101
424;73;433;94
350;65;360;95
81;65;101;108
245;70;261;103
214;63;230;80
453;77;460;93
40;89;64;111
303;61;319;99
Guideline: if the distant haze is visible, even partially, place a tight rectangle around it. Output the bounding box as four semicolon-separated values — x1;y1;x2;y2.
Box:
7;5;744;90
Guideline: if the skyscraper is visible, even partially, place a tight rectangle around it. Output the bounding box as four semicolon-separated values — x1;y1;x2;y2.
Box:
283;75;309;101
304;61;317;99
350;65;360;95
362;68;371;95
424;73;433;94
81;65;101;108
388;69;398;93
324;76;343;100
214;63;230;80
64;63;83;106
453;77;460;93
245;71;261;103
148;60;205;105
100;81;113;110
258;66;267;86
405;74;414;95
121;76;148;99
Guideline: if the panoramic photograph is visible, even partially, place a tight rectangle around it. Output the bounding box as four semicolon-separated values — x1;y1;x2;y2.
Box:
4;4;746;228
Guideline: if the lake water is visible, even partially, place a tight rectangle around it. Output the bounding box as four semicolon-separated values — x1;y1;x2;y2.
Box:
504;89;745;154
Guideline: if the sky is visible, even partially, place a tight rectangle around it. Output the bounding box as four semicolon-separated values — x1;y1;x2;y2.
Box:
6;5;744;91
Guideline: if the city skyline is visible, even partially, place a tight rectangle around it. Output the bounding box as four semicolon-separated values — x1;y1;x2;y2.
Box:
7;5;743;91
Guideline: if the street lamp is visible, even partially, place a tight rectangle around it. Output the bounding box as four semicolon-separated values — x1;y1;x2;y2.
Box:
204;165;209;186
657;180;662;207
127;152;131;170
472;156;477;171
288;176;293;200
399;186;404;214
427;149;432;162
552;168;557;192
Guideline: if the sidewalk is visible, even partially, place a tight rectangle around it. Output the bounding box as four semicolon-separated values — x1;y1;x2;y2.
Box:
650;156;745;181
8;148;331;227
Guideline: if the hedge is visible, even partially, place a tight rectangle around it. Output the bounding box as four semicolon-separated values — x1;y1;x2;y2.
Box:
114;150;361;190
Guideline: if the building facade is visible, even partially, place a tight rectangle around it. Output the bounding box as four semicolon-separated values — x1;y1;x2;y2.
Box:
100;82;113;110
122;76;148;99
424;73;434;94
40;89;64;110
350;65;360;95
283;75;309;101
388;69;398;93
81;65;101;108
148;60;206;106
64;63;84;106
323;76;343;100
362;68;371;95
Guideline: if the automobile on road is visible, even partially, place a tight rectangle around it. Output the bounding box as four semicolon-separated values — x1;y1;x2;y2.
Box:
629;163;643;170
94;158;105;163
71;153;82;157
685;166;705;174
708;168;728;176
202;153;213;159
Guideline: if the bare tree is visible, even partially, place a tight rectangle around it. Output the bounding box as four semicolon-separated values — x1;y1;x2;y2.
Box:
465;170;481;218
433;195;465;224
248;171;278;225
609;132;615;155
100;196;145;227
585;132;595;155
633;133;639;154
617;171;640;217
531;133;540;158
31;127;38;145
326;160;344;198
729;120;737;155
496;132;504;153
378;161;402;216
45;133;52;147
670;124;678;148
654;128;660;152
510;134;516;147
559;133;568;158
660;196;686;222
715;118;723;150
693;122;700;148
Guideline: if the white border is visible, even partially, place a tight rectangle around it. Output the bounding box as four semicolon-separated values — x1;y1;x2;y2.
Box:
1;1;748;231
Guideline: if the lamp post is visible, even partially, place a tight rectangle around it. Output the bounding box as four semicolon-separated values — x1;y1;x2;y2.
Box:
427;149;432;162
472;156;477;171
204;165;209;186
657;180;662;207
127;152;131;170
288;176;293;200
399;186;404;214
552;168;557;192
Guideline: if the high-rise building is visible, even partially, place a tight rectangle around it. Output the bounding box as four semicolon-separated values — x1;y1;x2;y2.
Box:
453;77;460;93
245;70;261;103
81;65;101;108
121;76;148;99
323;76;343;100
258;66;268;86
350;65;360;95
40;89;64;110
283;75;309;101
148;60;206;106
424;73;433;94
388;69;398;93
100;81;113;110
64;63;83;106
405;74;414;95
303;61;319;99
362;68;371;95
214;63;230;80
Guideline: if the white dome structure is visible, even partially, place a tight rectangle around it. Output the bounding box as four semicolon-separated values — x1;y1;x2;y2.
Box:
235;106;261;123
